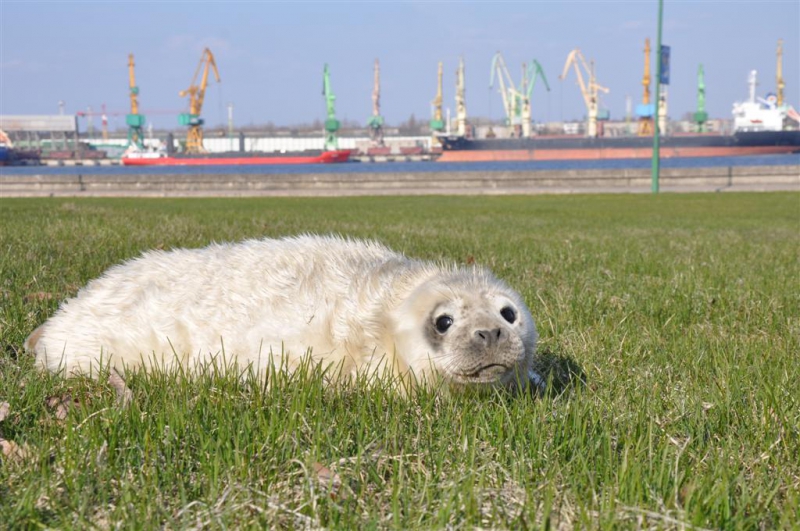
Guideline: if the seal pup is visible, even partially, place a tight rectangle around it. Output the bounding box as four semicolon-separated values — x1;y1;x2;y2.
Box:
26;235;539;392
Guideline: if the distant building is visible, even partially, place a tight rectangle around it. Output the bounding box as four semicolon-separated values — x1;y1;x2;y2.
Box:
0;115;79;150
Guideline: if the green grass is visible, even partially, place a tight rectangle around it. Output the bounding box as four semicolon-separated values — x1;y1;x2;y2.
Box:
1;194;798;529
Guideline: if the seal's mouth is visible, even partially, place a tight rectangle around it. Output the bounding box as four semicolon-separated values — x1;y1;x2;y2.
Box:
463;363;510;378
449;363;512;384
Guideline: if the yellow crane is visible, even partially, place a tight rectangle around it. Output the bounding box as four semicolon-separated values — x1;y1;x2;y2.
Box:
126;54;145;149
776;38;785;107
129;54;139;116
559;48;609;137
430;62;445;137
178;48;221;153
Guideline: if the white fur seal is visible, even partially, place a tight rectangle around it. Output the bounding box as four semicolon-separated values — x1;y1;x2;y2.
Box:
26;235;539;391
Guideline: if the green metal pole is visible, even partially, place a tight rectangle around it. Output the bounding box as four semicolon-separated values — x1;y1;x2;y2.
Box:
652;0;663;194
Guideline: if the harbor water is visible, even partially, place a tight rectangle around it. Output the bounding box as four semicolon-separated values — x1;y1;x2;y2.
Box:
2;153;799;177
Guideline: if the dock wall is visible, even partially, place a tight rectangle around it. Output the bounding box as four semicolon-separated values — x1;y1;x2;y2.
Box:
2;165;798;197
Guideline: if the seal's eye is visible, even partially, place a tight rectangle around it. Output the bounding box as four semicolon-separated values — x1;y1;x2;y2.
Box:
435;315;453;334
500;306;516;324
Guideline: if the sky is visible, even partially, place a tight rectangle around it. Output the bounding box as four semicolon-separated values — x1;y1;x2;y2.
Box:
1;1;798;131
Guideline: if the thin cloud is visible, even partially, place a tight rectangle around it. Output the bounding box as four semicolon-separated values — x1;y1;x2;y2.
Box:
0;59;47;72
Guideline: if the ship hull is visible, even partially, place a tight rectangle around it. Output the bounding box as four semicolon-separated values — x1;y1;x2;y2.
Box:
437;131;800;162
122;149;351;166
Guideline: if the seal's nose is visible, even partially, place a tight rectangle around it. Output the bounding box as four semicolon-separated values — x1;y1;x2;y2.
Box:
473;328;506;348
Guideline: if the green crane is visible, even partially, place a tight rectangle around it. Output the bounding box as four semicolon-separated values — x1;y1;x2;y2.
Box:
693;64;708;132
323;63;340;151
491;52;550;137
126;54;145;150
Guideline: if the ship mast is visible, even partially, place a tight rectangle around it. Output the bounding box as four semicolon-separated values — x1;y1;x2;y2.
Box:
776;39;784;107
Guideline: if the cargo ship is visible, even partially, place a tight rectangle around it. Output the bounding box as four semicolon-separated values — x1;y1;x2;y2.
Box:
436;131;800;162
122;148;352;166
438;71;800;162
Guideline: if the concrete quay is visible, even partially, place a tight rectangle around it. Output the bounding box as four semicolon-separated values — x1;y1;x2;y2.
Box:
2;165;798;197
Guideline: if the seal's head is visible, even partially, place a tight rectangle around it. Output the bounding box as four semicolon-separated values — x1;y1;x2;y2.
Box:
392;267;537;390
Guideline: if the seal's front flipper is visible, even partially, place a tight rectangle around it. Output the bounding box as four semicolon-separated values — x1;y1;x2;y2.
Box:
528;369;545;395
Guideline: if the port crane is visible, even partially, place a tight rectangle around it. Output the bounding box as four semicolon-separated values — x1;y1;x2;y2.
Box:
693;64;708;132
490;52;550;137
455;57;468;137
366;59;385;146
519;59;550;137
559;48;609;137
178;47;220;153
323;63;340;151
489;52;518;132
636;39;654;136
126;54;145;149
430;62;445;138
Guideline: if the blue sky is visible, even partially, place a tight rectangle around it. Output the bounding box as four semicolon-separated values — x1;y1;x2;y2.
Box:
1;1;798;131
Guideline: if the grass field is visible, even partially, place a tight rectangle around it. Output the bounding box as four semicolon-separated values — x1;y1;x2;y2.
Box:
1;193;798;530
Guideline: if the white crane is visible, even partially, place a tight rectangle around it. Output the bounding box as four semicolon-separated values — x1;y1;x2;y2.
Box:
559;48;609;137
455;57;468;137
490;52;520;134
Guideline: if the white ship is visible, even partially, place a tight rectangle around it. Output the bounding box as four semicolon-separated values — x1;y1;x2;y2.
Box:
732;70;800;132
